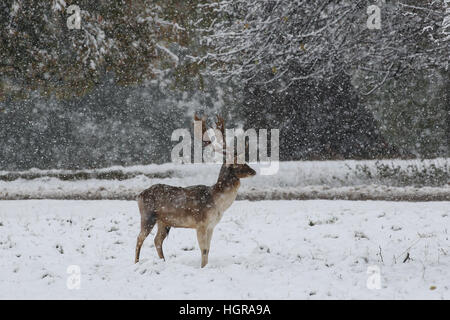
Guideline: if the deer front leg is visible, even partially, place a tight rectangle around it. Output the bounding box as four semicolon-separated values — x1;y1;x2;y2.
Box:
154;223;169;260
197;227;214;268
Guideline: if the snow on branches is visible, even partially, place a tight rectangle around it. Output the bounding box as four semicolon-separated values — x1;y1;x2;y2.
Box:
0;1;186;98
200;0;449;92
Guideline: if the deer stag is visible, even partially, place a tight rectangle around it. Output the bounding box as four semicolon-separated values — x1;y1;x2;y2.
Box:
135;115;256;267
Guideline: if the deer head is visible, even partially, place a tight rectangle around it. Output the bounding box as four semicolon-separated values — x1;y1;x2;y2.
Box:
195;113;256;179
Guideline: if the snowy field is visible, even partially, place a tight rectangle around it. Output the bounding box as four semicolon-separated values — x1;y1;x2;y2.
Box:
0;199;448;299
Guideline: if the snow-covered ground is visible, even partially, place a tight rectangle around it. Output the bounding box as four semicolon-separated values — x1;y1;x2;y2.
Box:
0;200;448;299
1;158;449;201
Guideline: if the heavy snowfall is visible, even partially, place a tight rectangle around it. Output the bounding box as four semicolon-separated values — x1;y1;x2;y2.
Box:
0;1;449;300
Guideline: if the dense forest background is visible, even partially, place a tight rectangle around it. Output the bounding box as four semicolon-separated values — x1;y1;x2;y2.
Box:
0;0;449;170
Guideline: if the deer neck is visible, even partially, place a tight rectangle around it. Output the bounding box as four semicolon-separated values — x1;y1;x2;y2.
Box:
212;165;240;212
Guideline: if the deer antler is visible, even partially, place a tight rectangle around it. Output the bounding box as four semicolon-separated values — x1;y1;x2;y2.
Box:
194;113;231;162
215;115;226;155
194;113;211;148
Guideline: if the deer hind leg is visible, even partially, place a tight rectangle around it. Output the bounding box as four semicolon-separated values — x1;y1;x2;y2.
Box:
135;212;157;263
154;222;169;260
197;227;214;268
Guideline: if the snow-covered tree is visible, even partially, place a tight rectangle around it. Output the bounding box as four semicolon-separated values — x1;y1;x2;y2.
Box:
0;0;186;99
0;0;236;169
200;0;448;93
195;0;448;159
